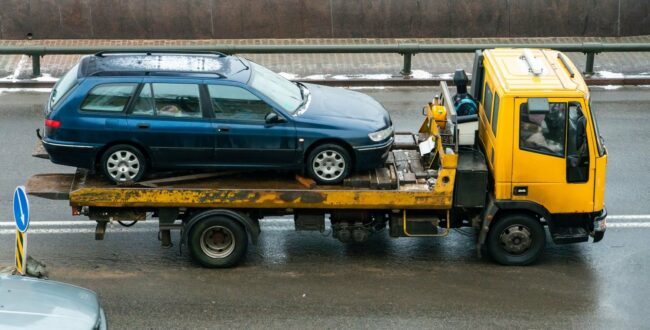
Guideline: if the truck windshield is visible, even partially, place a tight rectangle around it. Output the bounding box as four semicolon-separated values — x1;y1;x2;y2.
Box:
249;63;302;114
50;63;79;107
589;101;606;156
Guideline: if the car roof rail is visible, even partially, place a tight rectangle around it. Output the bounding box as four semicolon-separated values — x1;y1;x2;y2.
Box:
87;70;227;79
94;50;227;58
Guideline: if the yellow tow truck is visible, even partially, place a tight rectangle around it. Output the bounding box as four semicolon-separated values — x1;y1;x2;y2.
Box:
27;48;608;267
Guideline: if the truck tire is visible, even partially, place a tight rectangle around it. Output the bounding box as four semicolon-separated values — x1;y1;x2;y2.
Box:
306;143;351;185
188;215;248;268
487;213;545;266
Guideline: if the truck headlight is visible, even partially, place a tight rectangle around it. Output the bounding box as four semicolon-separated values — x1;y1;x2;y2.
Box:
368;126;393;142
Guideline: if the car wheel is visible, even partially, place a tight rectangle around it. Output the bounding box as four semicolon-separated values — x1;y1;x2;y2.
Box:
487;213;546;266
100;144;146;184
188;216;248;268
307;143;351;185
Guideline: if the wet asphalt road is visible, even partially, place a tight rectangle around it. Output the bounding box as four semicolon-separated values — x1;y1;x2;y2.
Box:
1;87;650;329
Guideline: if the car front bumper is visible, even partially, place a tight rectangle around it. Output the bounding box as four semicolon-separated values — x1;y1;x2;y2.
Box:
353;137;394;171
42;138;100;169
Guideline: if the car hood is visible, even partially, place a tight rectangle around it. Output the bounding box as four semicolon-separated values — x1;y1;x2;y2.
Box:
298;83;390;130
0;275;100;330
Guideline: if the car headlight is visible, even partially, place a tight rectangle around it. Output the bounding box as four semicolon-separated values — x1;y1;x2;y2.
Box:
368;126;393;142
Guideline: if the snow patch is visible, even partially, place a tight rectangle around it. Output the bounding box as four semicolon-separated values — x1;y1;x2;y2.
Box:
596;71;624;79
332;74;394;80
303;74;328;80
410;70;433;79
32;73;58;82
278;72;298;80
0;88;52;94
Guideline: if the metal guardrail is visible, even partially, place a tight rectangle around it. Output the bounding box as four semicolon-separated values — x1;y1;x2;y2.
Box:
1;42;649;77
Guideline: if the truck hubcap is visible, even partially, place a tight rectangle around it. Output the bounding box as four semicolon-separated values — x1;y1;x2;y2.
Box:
499;224;533;254
106;150;140;182
200;226;235;259
313;150;346;181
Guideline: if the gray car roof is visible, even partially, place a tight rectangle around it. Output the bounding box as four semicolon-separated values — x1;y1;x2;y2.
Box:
78;53;252;83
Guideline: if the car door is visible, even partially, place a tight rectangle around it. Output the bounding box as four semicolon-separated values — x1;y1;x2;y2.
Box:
511;97;595;214
205;84;297;167
126;81;215;168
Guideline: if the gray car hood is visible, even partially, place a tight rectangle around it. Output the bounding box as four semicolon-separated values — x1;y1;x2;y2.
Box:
0;275;100;330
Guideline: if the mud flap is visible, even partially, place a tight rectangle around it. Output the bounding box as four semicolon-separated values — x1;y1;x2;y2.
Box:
477;195;499;258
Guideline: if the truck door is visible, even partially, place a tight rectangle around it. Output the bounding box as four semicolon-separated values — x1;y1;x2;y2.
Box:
511;97;595;214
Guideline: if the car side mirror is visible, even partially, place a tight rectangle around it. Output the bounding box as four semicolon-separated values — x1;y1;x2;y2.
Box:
265;112;284;124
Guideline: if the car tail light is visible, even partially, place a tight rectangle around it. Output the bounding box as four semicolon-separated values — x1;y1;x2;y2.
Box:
45;119;61;128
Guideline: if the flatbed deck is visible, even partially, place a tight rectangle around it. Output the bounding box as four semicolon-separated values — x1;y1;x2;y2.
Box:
26;147;458;210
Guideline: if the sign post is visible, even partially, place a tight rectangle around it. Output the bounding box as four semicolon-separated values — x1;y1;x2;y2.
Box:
13;186;30;275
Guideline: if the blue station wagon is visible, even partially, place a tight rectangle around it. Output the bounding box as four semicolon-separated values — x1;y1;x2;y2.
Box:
42;52;394;184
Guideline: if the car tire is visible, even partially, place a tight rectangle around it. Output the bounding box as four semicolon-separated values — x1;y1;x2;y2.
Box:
487;213;546;266
100;144;147;184
188;216;248;268
306;143;351;185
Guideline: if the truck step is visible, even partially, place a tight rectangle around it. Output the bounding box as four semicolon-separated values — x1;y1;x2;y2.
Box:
551;227;589;244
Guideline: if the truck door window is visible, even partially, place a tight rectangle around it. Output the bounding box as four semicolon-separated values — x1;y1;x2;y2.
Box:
567;102;590;182
491;93;500;136
483;83;493;122
519;102;566;157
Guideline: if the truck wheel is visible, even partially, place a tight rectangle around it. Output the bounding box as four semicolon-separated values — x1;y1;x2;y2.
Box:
188;216;248;268
100;144;146;184
307;143;351;185
487;213;545;266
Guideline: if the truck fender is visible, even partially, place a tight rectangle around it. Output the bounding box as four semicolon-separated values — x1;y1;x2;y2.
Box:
183;209;261;245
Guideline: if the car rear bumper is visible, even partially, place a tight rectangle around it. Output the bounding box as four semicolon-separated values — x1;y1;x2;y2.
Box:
353;137;393;171
42;138;99;169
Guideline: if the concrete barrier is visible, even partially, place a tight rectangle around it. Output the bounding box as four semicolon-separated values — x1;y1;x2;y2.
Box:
0;0;648;39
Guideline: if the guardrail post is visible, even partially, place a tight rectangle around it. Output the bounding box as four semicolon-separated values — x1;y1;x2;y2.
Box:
31;54;41;77
584;52;595;76
400;53;412;76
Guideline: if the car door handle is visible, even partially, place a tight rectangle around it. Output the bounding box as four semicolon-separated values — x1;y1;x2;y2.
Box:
137;123;150;129
217;127;230;133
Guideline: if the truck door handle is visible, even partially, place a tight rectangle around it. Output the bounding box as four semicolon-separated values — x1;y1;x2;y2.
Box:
217;127;230;133
137;123;150;129
513;186;528;196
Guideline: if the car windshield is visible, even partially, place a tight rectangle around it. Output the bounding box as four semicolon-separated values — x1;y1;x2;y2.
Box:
50;63;79;107
249;62;303;114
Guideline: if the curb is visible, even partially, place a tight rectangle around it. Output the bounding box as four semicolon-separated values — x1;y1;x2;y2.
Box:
0;77;648;89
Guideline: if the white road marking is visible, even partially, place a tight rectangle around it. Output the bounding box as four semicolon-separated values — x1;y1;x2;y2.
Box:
606;215;650;220
0;216;649;234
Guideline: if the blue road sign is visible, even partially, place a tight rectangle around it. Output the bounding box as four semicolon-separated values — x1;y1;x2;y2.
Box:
13;186;30;233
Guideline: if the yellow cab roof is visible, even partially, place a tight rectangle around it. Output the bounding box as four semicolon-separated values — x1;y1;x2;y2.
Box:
483;48;588;97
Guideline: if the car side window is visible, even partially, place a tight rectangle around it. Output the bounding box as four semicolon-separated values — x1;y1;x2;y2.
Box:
131;83;155;116
80;83;136;112
519;102;567;157
152;83;203;118
207;85;275;121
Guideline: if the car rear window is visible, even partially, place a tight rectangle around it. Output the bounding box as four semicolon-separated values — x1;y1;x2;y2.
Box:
81;83;137;112
51;63;79;107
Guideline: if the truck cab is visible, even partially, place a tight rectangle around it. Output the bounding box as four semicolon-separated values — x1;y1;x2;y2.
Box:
471;49;607;262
